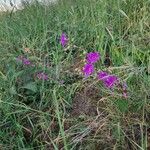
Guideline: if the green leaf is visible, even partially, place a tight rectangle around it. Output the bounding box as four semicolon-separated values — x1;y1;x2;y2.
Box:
21;82;37;93
9;86;17;95
115;99;128;113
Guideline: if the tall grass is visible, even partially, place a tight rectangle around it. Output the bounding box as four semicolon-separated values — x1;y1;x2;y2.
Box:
0;0;149;149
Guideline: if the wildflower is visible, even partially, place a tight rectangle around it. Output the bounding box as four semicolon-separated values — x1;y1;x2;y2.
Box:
37;72;48;80
104;75;118;88
22;58;31;65
16;56;31;66
97;71;108;80
86;52;100;64
60;33;68;47
83;63;94;77
122;82;128;98
97;71;118;88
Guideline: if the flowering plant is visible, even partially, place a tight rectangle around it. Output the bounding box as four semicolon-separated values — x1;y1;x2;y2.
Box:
15;33;127;98
82;51;127;98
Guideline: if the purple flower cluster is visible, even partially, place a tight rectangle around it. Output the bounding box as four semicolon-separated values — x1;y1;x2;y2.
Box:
15;33;128;98
60;33;68;47
83;63;95;77
83;52;100;77
16;56;31;65
22;58;31;65
37;72;49;81
82;51;127;95
16;56;49;81
97;71;119;88
86;52;100;64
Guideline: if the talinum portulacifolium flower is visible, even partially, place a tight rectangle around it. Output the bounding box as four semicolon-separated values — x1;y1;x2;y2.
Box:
82;51;127;98
16;56;31;66
97;71;119;89
60;33;68;47
36;72;49;81
86;52;100;64
82;63;95;77
82;52;100;77
16;55;48;81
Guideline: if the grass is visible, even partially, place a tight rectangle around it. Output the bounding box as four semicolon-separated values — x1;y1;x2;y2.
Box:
0;0;150;149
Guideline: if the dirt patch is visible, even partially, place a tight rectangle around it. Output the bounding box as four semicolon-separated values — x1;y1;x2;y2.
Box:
71;84;102;117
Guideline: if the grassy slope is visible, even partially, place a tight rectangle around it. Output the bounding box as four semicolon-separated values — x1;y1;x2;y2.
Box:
0;0;150;149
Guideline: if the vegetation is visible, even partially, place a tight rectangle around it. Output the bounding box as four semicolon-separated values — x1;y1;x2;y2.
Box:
0;0;149;149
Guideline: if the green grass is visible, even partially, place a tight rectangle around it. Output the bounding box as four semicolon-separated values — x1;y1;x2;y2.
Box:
0;0;150;149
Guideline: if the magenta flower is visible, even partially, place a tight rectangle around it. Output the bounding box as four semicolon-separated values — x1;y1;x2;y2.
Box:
83;63;94;77
22;58;31;65
97;71;108;80
104;75;118;88
37;72;49;80
60;33;68;47
86;52;100;64
16;56;31;66
98;71;118;88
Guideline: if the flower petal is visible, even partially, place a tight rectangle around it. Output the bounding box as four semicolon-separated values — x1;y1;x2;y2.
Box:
86;52;100;64
83;63;94;77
